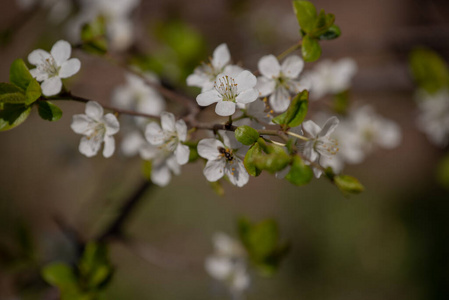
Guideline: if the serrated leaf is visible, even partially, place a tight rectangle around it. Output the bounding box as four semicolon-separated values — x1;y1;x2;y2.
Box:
292;0;317;33
10;59;33;91
38;101;62;121
235;125;259;145
0;103;31;131
25;78;41;105
334;175;364;194
0;82;27;104
244;143;263;177
42;262;78;291
302;35;321;62
285;156;313;186
319;24;341;40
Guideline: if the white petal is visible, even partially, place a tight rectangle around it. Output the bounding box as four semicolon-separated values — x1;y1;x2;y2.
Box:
59;58;81;78
281;55;304;79
225;159;249;187
51;40;72;65
302;120;322;137
85;101;104;121
29;68;48;82
319;116;339;138
312;166;323;178
223;65;244;77
212;43;231;70
269;87;291;113
71;114;92;134
176;120;187;141
205;256;232;280
139;144;159;160
151;164;171;187
287;77;311;94
258;55;281;78
79;136;101;157
221;131;242;150
256;76;275;97
41;77;62;96
215;101;236;116
197;90;222;106
103;113;120;135
121;131;145;157
236;88;258;104
378;121;401;149
175;143;190;165
102;135;115;158
145;122;165;145
186;72;209;88
303;141;318;162
161;112;176;133
203;159;226;182
275;165;291;179
235;70;257;94
166;155;181;175
28;49;50;66
198;138;224;160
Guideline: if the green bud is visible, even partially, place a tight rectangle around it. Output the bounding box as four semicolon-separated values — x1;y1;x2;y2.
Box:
235;125;259;145
285;156;313;186
334;175;364;194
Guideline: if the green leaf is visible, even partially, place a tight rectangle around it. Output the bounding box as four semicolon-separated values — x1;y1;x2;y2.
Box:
302;35;321;62
292;0;317;33
244;143;263;177
25;78;41;105
81;16;108;55
235;125;259;145
209;181;225;196
186;142;199;163
142;160;152;181
437;153;449;189
252;139;291;173
310;10;335;37
334;175;364;194
38;101;62;121
0;83;27;104
10;59;34;91
285;156;313;186
42;262;78;291
333;90;350;114
319;24;341;40
0;103;31;131
78;242;113;289
409;48;449;94
272;90;309;127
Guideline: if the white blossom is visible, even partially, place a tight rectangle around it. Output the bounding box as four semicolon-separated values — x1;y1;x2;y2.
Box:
28;40;81;96
71;101;119;158
416;89;449;147
120;130;146;157
256;54;310;112
16;0;72;23
197;133;249;187
302;116;340;178
187;43;243;92
307;58;357;100
197;71;258;116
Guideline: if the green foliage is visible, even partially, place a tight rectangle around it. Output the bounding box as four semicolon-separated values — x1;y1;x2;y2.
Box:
10;59;34;91
210;181;225;196
235;125;259;145
244;143;263;177
285;156;313;186
238;218;290;276
319;25;341;40
0;83;27;104
25;78;42;105
436;153;449;189
409;48;449;94
0;103;31;131
186;141;199;162
301;35;322;62
38;101;63;121
334;175;364;194
293;0;317;33
247;138;291;173
81;16;108;55
333;90;350;115
142;160;152;181
272;90;309;127
42;263;78;292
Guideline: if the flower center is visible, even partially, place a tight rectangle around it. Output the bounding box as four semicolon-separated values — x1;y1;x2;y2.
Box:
215;76;238;102
88;122;106;143
218;146;234;161
38;55;60;77
159;133;178;154
314;137;339;157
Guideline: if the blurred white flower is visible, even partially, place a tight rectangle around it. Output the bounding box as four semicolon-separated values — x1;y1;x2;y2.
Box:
307;58;357;100
416;89;449;147
71;101;119;158
197;71;258;116
187;43;243;92
28;40;81;96
120;130;146;157
16;0;72;24
256;54;310;112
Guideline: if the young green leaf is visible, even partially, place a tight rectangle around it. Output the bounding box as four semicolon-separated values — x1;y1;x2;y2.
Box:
292;0;317;33
285;156;313;186
334;175;364;194
81;16;108;55
41;262;78;291
409;48;449;94
235;125;259;145
302;35;322;62
0;103;31;131
319;24;341;40
10;59;34;91
272;90;309;127
142;160;152;181
310;10;335;37
38;101;63;121
210;181;225;196
252;142;291;173
244;143;263;177
0;82;27;104
25;78;42;105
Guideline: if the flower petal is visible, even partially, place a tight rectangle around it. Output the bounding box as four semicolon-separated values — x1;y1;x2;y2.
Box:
103;113;120;135
29;68;48;82
166;155;181;175
319;116;339;138
203;159;226;182
256;76;275;97
59;58;81;78
235;70;257;94
85;101;104;121
145;122;164;145
302;120;322;138
51;40;72;66
225;158;249;187
236;88;258;104
151;164;171;187
258;55;281;79
197;90;222;106
303;141;318;162
28;49;50;66
212;43;231;70
139;144;158;160
121;131;144;157
41;77;62;96
176;120;187;141
215;100;236;116
269;87;291;113
102;135;115;158
186;72;209;88
161;112;176;132
198;138;224;160
71;114;92;134
79;136;101;157
281;55;304;79
175;143;190;165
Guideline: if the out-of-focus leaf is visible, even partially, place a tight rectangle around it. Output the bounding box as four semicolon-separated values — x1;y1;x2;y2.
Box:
0;103;31;131
10;59;34;91
0;83;26;104
334;175;364;194
409;48;449;94
292;0;317;33
302;35;321;62
285;156;313;186
38;101;62;121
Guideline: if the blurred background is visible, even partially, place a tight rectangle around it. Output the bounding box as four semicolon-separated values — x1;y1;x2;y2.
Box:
0;0;449;299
